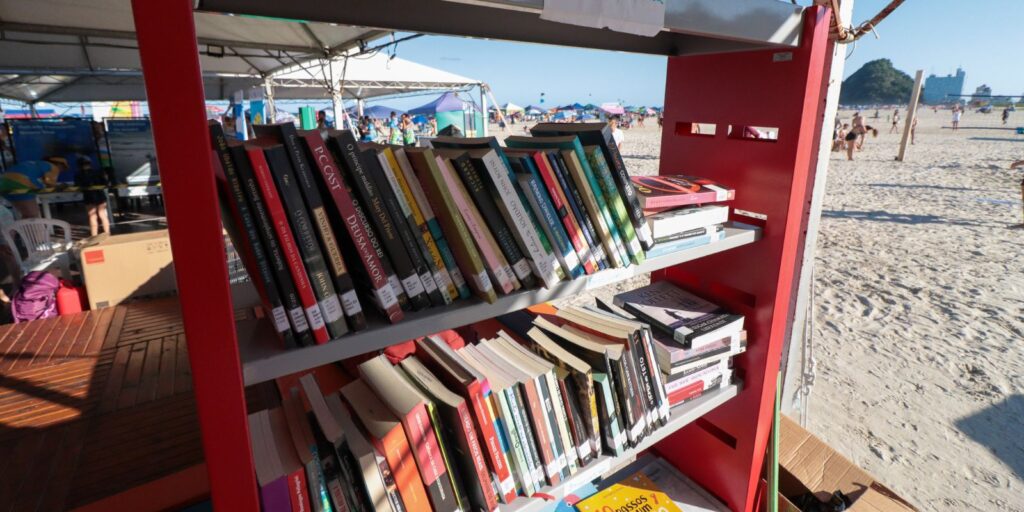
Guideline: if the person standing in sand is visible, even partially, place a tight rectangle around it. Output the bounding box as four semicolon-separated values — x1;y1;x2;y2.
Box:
851;111;867;149
890;109;900;134
951;105;962;131
910;116;918;145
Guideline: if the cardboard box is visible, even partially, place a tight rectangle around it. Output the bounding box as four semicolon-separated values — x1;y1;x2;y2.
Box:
778;415;918;511
80;230;177;309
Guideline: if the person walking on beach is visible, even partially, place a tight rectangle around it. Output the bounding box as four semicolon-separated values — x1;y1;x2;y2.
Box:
852;111;867;149
951;105;962;131
889;109;900;134
387;111;401;145
400;113;416;147
611;118;625;150
1002;107;1011;126
910;116;918;145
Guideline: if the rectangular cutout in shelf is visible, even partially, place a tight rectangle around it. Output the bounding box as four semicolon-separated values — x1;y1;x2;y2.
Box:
238;223;761;386
675;121;717;137
500;382;741;512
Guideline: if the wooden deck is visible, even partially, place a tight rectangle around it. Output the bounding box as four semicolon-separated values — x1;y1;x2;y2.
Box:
0;298;210;512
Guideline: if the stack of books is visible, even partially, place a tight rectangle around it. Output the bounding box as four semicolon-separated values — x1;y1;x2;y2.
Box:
612;281;745;408
211;120;736;349
630;175;736;259
248;284;741;511
571;454;730;512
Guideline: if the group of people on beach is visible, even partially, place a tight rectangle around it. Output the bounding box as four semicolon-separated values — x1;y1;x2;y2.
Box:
833;111;880;160
356;111;429;145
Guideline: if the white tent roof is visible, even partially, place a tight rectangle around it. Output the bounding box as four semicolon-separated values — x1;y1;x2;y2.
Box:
502;102;524;112
0;0;386;102
269;52;481;101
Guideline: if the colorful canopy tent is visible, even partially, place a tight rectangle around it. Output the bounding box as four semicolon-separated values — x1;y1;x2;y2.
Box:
502;102;525;113
600;103;626;115
347;105;405;118
524;105;545;115
409;91;484;136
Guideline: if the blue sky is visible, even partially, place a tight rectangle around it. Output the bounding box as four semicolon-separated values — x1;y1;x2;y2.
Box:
375;0;1022;111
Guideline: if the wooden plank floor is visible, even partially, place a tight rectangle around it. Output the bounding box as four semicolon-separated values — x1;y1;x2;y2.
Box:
0;298;207;512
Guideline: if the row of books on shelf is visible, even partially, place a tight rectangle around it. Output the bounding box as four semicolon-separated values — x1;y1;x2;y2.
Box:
248;281;745;512
209;120;736;349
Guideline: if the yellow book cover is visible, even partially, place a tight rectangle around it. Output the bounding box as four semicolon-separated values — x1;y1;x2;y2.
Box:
577;472;683;512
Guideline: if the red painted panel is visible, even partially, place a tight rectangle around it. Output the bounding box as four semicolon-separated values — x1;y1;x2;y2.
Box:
130;0;259;510
651;7;832;512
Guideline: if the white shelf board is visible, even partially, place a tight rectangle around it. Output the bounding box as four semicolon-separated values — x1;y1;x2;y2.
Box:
500;381;741;512
239;223;760;386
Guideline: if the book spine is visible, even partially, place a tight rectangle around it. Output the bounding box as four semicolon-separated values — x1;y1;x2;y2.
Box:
592;373;625;456
507;386;545;488
403;404;458;512
302;132;404;323
640;327;671;423
653;225;709;245
287;467;311;512
459;156;536;288
281;126;366;332
329;133;431;310
264;145;348;339
512;161;582;278
598;130;653;249
569;148;630;268
493;388;535;496
364;150;446;307
208;130;293;346
586;148;645;264
467;381;516;503
386;149;460;302
455;400;499;511
350;187;410;312
520;380;560;485
373;445;407;512
551;152;611;270
558;377;592;466
612;351;646;446
393;149;471;299
412;152;497;303
247;147;331;343
425;402;470;512
535;374;568;479
531;153;597;274
542;370;578;476
626;329;659;431
378;428;432;512
261;477;292;512
477;150;562;288
304;455;333;512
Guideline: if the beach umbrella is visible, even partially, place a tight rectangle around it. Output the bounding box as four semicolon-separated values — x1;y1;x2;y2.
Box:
583;103;598;111
599;103;625;115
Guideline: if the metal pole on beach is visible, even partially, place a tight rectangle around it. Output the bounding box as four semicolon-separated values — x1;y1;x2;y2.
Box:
897;69;924;161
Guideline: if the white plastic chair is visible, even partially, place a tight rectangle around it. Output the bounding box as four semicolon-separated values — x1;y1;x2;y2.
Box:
2;218;73;279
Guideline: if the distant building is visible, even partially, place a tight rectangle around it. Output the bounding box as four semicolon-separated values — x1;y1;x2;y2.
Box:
922;68;965;104
970;84;992;105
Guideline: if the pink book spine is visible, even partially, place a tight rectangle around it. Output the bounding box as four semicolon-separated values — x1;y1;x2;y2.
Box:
434;156;515;294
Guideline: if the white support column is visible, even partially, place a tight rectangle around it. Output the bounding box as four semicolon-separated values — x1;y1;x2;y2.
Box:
357;99;365;117
263;77;276;123
480;84;488;137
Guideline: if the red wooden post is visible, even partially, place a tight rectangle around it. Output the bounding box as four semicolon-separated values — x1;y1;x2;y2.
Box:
653;7;832;512
130;0;259;509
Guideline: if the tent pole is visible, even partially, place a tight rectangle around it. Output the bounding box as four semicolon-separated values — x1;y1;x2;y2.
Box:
263;76;276;122
480;84;488;137
357;98;365;117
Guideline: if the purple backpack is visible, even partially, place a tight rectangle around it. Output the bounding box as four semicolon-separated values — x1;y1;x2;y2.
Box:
12;271;60;323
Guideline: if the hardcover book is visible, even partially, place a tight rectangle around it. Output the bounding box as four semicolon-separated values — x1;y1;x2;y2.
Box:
630;174;736;211
613;281;744;349
645;205;729;240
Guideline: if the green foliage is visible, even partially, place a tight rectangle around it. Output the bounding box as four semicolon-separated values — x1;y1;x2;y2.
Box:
839;59;916;105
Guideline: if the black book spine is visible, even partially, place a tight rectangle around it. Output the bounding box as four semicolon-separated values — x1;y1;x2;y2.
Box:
263;145;349;338
592;130;651;250
536;375;568;479
208;125;295;347
328;132;431;310
627;329;659;430
610;352;643;447
559;377;591;466
653;226;709;245
457;155;536;288
360;147;446;307
549;152;606;269
229;145;314;347
275;124;367;332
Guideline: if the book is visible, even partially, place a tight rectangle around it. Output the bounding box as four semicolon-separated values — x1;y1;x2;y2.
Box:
248;409;294;512
300;374;368;511
328;393;399;512
246;146;331;344
430;137;562;288
530;122;654;250
300;130;403;323
457;344;539;497
416;336;517;504
359;143;447;307
629;174;735;211
391;147;471;299
400;355;499;512
645;225;724;260
558;149;627;269
594;456;730;512
342;379;431;512
506;147;597;274
547;150;608;270
257;123;367;332
209;123;293;347
664;357;729;404
507;153;583;279
269;408;316;512
281;386;335;512
592;372;625;456
438;148;536;289
582;146;644;265
327;130;432;310
405;147;497;303
437;153;519;294
613;281;744;349
657;333;745;376
645;205;729;241
359;355;460;512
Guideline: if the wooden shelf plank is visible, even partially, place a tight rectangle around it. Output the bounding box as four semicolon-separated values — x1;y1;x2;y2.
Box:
501;381;741;512
239;223;760;386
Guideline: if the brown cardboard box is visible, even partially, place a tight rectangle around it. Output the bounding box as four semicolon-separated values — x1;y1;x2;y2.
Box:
778;415;918;511
80;230;177;309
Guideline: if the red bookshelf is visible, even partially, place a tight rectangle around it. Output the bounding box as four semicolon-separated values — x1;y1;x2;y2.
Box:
128;1;835;511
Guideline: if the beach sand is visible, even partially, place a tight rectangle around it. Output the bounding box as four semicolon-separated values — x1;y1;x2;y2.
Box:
537;108;1023;511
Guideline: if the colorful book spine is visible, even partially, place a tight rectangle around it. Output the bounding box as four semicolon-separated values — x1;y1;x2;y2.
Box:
328;131;431;310
583;147;645;263
592;372;625;456
509;156;583;279
246;147;330;344
549;151;612;269
528;151;597;274
391;147;471;299
562;149;631;268
301;131;404;323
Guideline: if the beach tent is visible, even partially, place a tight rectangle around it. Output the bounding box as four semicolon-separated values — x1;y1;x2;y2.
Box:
347;105;404;118
524;105;545;115
552;111;571;121
502;102;525;113
600;103;626;115
409;91;484;136
580;113;597;120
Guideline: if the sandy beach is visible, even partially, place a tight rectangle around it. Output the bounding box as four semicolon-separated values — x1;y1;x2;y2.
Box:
545;108;1023;511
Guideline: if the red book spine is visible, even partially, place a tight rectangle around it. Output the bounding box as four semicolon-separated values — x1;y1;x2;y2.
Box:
402;403;451;508
287;467;311;512
373;429;431;512
531;153;596;274
300;132;404;323
456;399;499;511
521;382;560;485
467;380;516;503
246;147;331;344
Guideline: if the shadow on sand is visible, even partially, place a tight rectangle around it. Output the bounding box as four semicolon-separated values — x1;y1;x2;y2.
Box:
865;183;990;193
955;394;1024;480
821;209;985;227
